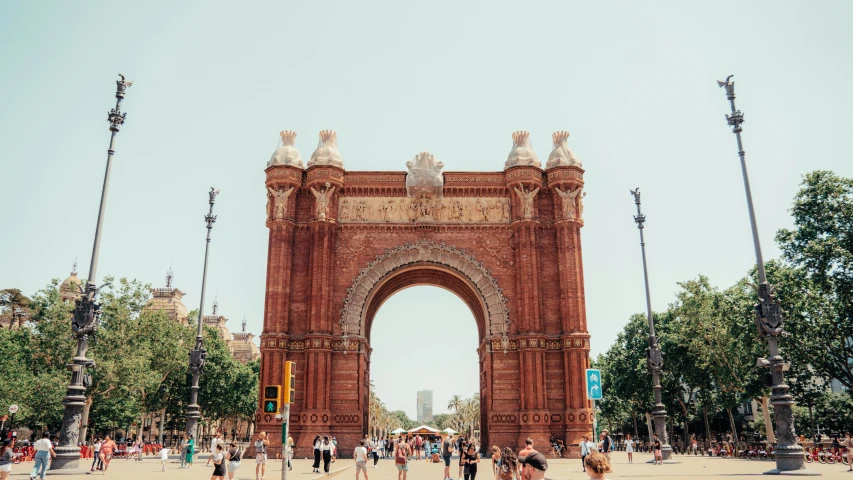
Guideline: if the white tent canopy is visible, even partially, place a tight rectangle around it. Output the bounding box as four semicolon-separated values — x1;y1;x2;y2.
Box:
391;428;407;434
408;425;441;435
442;428;457;434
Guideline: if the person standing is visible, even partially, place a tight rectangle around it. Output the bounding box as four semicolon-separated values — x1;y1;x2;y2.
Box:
158;443;170;472
254;432;269;480
207;434;223;466
579;435;591;472
210;444;225;480
516;439;534;478
186;434;196;469
653;434;662;465
312;435;322;474
29;433;55;480
424;438;431;461
322;436;333;474
91;438;103;472
582;452;611;480
100;435;117;474
394;436;411;480
285;434;294;471
226;442;241;480
179;436;189;468
490;446;501;480
624;434;634;464
462;444;480;480
415;436;423;461
457;439;468;480
354;440;369;480
442;435;454;480
517;450;547;480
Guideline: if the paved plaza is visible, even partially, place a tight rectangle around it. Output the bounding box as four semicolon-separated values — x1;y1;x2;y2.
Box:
7;452;850;480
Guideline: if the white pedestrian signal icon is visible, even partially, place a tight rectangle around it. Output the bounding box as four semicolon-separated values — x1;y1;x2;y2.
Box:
265;401;276;412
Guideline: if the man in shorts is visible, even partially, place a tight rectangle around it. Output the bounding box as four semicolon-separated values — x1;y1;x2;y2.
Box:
395;439;411;480
255;432;269;479
354;440;369;480
442;435;454;480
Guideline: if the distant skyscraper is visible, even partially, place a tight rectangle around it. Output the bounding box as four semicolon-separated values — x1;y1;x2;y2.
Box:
417;390;433;423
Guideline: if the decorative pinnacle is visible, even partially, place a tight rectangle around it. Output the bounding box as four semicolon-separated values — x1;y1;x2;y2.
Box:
166;268;174;289
630;188;646;228
116;74;134;99
718;75;744;132
279;130;297;145
318;130;337;143
205;188;219;228
551;131;570;146
511;131;530;145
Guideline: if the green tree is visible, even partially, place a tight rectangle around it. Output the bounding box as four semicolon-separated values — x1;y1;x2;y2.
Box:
776;170;853;389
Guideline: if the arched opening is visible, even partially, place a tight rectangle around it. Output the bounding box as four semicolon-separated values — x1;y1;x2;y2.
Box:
368;284;481;443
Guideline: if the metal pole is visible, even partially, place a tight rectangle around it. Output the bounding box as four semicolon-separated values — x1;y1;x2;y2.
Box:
281;404;290;480
185;188;220;440
51;75;132;472
629;188;672;462
716;76;811;475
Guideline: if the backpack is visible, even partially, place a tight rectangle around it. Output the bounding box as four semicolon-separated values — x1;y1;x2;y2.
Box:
395;444;408;465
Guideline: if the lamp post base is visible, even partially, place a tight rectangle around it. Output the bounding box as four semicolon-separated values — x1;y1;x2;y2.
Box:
763;447;821;476
645;445;679;464
47;447;84;474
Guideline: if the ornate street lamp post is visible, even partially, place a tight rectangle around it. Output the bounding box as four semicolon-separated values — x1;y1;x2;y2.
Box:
185;187;220;439
52;74;133;471
629;188;673;462
717;76;814;475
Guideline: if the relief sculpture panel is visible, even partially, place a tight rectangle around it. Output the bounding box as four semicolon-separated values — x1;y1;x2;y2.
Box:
337;196;510;224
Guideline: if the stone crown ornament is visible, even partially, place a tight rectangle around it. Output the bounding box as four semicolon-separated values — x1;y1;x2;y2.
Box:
268;130;304;169
546;131;581;169
504;131;540;169
405;151;444;197
308;130;344;168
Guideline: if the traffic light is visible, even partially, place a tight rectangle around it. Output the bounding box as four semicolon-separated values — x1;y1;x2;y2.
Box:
263;385;280;413
283;361;296;404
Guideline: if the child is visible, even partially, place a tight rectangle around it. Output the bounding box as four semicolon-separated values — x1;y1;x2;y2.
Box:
158;445;170;472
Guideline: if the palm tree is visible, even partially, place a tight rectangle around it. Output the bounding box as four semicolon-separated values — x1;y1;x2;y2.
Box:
447;395;463;412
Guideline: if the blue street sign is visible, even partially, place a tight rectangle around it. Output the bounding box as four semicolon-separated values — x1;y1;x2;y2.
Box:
586;369;603;400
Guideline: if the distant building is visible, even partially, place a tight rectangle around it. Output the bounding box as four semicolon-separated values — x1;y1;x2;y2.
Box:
60;262;84;304
417;390;433;423
232;317;260;364
142;269;189;323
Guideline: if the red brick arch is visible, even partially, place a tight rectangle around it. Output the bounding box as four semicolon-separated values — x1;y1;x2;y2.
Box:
258;163;593;457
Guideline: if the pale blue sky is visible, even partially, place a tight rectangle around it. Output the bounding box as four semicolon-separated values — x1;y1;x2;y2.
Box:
1;1;852;419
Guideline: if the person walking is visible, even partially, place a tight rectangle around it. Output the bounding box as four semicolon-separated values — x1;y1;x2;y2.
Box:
179;436;189;468
185;434;196;469
457;439;468;480
322;436;334;474
490;446;501;480
844;433;853;472
29;433;55;480
210;444;226;480
582;452;611;480
312;435;322;474
516;439;534;478
207;434;223;467
226;442;241;480
285;434;294;471
415;436;423;461
462;444;480;480
100;435;117;474
354;439;369;480
158;443;170;472
498;448;517;480
91;438;103;472
254;432;269;480
442;435;454;480
579;435;592;472
652;434;662;465
394;436;411;480
0;439;20;480
624;434;634;464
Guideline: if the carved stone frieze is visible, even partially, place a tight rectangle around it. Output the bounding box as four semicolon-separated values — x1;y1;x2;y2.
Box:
337;196;510;224
475;231;514;269
335;232;376;269
340;240;511;337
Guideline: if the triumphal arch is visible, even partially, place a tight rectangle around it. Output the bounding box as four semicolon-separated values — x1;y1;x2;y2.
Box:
257;129;592;455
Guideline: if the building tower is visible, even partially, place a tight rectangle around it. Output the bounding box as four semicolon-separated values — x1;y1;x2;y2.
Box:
143;268;189;323
59;261;84;304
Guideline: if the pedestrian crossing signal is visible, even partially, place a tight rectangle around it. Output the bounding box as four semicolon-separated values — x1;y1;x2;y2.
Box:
263;385;281;413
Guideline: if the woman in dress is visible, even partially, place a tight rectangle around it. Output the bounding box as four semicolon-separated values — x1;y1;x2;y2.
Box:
210;444;225;480
100;436;117;474
457;439;468;480
185;434;196;468
226;442;241;480
312;435;322;473
624;434;634;464
321;436;333;474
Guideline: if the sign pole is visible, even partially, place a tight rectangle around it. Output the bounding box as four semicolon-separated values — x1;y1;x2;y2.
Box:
281;404;289;480
592;400;598;440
